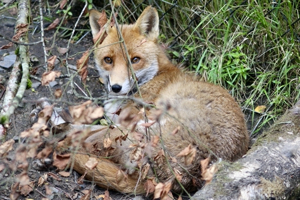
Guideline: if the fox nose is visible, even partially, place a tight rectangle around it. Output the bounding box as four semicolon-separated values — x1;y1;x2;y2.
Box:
111;84;122;93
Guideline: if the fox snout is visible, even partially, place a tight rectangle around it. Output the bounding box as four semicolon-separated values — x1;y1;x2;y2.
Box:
111;84;122;93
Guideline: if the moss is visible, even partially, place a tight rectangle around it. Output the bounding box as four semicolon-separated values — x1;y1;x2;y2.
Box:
27;78;32;89
260;176;285;198
0;115;9;125
14;47;19;56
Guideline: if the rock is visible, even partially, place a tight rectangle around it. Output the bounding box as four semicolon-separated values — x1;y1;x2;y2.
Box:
0;54;16;69
31;82;41;89
49;81;58;87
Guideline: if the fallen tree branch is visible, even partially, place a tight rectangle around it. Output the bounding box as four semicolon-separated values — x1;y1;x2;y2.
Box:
193;100;300;199
0;0;30;126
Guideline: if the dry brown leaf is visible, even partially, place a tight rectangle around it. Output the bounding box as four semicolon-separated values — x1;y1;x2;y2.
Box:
90;107;104;119
46;18;60;30
174;168;182;182
58;171;70;177
15;145;28;170
144;178;156;196
52;152;70;170
69;101;104;124
19;181;34;196
177;195;183;200
154;149;165;166
38;174;48;187
16;172;34;196
201;161;218;184
114;134;128;146
151;135;160;147
77;171;87;184
97;194;105;199
36;144;53;160
41;71;61;86
54;88;62;98
103;138;112;148
47;172;61;181
76;50;89;83
171;126;181;135
45;184;52;195
80;189;92;200
59;0;68;9
92;10;108;44
118;107;141;128
0;139;15;157
20;105;53;140
176;144;197;165
200;157;218;184
0;42;13;49
171;156;178;163
85;157;98;170
47;55;57;70
17;171;31;186
57;47;68;55
154;181;173;200
141;163;150;179
133;131;144;141
10;182;20;200
200;157;210;175
104;190;111;200
140;120;156;128
12;23;28;41
255;105;266;114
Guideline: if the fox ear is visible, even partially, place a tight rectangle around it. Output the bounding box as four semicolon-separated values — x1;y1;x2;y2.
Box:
89;9;105;38
135;6;159;41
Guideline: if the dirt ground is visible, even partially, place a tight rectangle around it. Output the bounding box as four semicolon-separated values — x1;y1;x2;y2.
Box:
0;4;158;200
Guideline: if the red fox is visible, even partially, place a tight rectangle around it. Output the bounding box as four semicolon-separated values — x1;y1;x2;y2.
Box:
88;6;249;192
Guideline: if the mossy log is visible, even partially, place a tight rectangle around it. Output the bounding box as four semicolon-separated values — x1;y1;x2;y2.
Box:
193;100;300;199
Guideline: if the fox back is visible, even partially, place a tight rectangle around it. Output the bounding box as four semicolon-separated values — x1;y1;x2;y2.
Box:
89;6;249;192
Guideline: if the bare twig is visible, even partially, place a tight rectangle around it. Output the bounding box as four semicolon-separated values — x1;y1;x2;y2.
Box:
0;34;42;46
38;0;48;69
65;0;88;74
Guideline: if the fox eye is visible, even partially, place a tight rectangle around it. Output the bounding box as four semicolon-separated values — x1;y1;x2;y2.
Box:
104;57;113;64
131;57;140;64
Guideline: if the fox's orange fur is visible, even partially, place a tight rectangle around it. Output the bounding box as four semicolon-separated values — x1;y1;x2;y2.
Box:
87;6;249;192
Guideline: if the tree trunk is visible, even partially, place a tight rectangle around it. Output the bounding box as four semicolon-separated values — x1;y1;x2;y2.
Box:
192;100;300;200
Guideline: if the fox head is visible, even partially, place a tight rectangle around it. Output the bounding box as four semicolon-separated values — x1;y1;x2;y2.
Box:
89;6;161;95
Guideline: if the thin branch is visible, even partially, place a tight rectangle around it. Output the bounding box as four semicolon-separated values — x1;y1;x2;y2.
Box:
0;0;30;126
38;0;48;69
65;0;88;74
0;34;42;46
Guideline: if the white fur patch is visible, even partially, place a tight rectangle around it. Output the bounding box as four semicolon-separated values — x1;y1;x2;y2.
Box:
135;61;159;86
104;99;124;123
105;61;159;95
